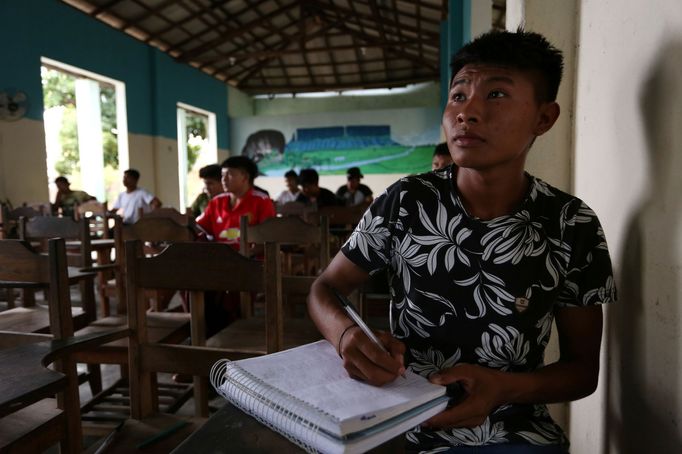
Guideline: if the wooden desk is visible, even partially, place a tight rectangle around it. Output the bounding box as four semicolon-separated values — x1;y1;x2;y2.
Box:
172;403;405;453
0;266;97;332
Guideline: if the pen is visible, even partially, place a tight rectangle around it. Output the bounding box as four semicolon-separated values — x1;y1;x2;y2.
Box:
330;287;406;379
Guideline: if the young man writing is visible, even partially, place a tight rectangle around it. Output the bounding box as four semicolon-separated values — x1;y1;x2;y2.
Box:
307;29;616;453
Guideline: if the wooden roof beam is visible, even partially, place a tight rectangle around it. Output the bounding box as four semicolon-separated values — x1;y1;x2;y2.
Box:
177;0;301;62
315;2;439;41
240;75;437;94
337;23;438;72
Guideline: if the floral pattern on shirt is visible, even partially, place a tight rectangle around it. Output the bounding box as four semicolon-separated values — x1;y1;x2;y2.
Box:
341;166;616;450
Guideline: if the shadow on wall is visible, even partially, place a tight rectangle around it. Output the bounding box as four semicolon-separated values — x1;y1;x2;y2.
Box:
606;41;682;453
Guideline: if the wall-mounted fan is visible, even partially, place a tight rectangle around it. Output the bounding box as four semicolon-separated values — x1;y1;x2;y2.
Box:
0;91;28;121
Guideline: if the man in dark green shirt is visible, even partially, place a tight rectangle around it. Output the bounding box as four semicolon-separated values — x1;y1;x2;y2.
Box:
53;176;95;217
190;164;223;218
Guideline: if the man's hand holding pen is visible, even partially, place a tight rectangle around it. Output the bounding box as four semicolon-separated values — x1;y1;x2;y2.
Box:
338;325;406;386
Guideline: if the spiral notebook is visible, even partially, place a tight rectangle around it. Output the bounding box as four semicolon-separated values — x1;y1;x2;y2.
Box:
210;340;449;454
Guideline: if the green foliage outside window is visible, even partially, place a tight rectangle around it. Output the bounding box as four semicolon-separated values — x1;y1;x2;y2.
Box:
41;67;118;176
185;112;207;173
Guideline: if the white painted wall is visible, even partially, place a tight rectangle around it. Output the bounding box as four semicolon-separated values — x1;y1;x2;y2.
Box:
574;1;682;453
506;0;579;436
0;118;50;204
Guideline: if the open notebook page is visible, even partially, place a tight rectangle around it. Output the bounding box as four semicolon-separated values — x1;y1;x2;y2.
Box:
226;340;446;437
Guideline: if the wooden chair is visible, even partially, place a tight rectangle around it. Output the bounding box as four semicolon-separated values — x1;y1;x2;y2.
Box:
84;239;283;451
277;200;316;219
116;216;196;312
67;218;195;426
19;215;107;319
0;239;96;333
126;240;283;415
239;214;330;317
318;202;370;254
75;200;110;238
0;238;128;453
0;203;46;240
240;214;330;271
138;207;191;226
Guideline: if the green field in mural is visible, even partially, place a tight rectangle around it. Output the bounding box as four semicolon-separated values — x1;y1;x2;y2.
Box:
258;145;434;176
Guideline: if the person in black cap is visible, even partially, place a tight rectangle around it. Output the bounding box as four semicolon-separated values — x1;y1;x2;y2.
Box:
336;167;373;207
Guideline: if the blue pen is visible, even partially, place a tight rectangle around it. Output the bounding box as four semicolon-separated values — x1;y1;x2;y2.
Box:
330;287;406;379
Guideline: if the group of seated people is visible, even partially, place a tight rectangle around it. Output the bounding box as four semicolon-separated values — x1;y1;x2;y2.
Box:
275;166;374;210
52;168;161;224
52;141;454;250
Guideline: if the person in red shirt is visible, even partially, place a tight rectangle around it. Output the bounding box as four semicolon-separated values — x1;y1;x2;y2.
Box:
197;155;276;250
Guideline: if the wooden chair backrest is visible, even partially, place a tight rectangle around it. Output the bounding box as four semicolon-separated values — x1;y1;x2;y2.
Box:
0;239;51;288
0;204;46;239
76;200;108;217
278;201;316;218
10;204;48;219
19;216;92;268
125;240;282;419
75;200;110;238
139;207;191;226
239;215;330;270
119;216;195;243
318;202;369;226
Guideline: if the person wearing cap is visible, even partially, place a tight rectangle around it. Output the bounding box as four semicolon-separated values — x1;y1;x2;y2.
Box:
196;155;276;249
296;168;342;208
52;176;96;217
336;167;373;207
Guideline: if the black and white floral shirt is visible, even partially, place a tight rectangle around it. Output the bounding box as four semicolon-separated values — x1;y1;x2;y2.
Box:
341;165;616;451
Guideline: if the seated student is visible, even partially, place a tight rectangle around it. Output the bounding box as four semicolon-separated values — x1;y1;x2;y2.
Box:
275;169;301;209
432;141;455;170
190;164;223;218
336;167;373;207
52;176;95;217
296;168;341;208
110;169;161;224
307;29;616;453
197;156;276;249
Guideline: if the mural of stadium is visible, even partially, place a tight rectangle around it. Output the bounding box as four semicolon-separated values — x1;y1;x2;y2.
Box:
242;125;436;176
232;107;441;177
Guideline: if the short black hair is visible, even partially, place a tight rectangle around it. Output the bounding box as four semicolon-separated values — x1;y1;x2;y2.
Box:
433;142;450;157
298;168;319;186
284;169;299;183
199;164;221;180
124;169;140;180
450;28;563;102
55;176;69;184
221;156;258;183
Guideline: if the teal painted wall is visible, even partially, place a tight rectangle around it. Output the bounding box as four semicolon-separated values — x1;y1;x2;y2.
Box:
440;0;471;112
0;0;228;148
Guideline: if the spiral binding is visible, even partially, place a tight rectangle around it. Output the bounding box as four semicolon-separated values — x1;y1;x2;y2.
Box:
210;359;336;453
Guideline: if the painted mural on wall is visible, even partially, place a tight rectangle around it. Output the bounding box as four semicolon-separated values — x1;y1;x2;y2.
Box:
242;124;437;176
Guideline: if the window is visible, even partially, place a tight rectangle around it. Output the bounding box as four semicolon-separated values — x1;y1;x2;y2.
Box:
41;58;129;205
177;103;217;211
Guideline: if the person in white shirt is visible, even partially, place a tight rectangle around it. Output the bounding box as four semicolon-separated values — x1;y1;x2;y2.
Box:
111;169;161;224
275;169;301;209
